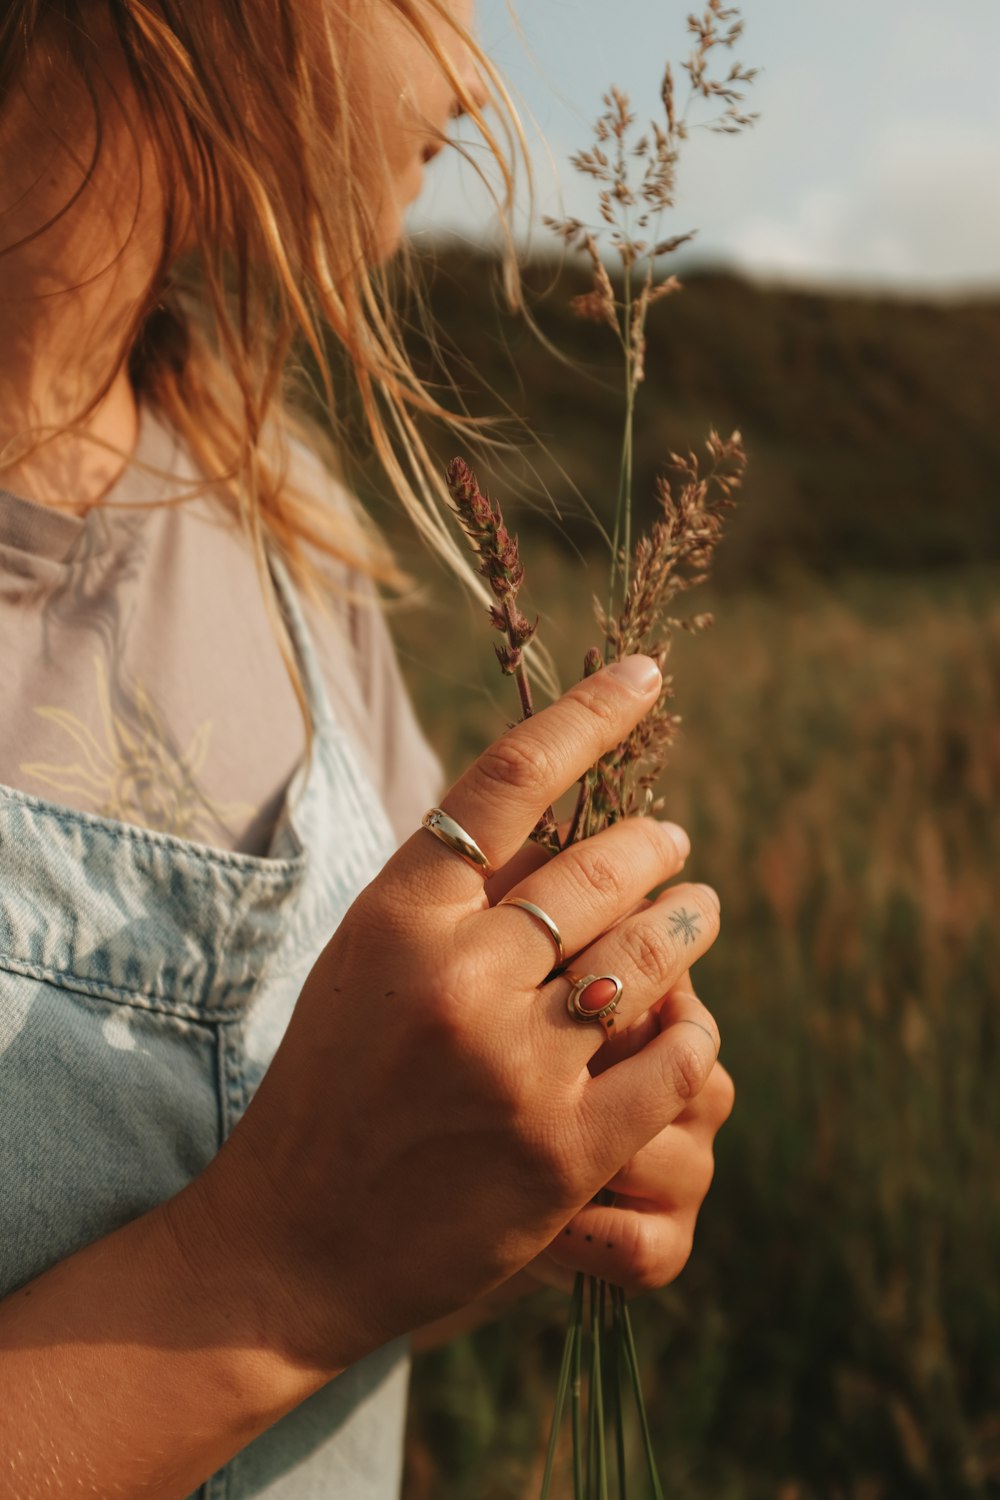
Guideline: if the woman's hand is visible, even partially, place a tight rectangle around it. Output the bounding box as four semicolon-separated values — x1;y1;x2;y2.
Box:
178;655;723;1378
480;839;733;1303
524;973;735;1298
408;974;732;1352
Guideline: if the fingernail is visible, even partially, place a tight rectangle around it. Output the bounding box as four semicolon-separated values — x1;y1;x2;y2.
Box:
607;655;661;693
662;822;690;860
695;883;720;913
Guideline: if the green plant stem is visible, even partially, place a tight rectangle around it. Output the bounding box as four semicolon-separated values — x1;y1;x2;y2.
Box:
572;1274;585;1500
615;1287;665;1500
586;1277;596;1498
595;1279;609;1500
539;1300;579;1500
586;1276;610;1500
610;1287;628;1499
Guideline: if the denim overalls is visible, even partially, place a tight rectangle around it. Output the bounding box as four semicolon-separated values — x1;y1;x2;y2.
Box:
0;546;410;1499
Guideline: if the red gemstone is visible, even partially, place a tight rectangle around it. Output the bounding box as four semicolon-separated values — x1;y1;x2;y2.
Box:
578;977;619;1014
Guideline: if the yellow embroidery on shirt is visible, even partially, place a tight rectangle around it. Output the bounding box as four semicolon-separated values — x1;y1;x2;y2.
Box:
20;653;258;841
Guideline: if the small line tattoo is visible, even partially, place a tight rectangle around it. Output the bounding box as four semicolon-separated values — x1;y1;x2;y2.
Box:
668;907;701;945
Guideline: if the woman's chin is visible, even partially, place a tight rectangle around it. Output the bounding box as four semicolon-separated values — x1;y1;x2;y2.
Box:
367;219;406;267
367;185;422;266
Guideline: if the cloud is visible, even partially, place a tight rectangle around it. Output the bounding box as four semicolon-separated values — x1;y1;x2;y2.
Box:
725;120;1000;293
408;0;1000;299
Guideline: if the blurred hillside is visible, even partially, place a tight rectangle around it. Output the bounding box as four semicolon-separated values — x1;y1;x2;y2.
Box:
361;247;1000;584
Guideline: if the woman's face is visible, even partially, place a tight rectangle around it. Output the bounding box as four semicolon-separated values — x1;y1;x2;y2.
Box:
343;0;489;260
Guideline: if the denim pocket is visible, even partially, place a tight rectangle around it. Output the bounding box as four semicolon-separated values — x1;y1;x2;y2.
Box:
0;972;219;1299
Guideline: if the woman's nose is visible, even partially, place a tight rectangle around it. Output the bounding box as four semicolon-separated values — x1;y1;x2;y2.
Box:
453;48;490;117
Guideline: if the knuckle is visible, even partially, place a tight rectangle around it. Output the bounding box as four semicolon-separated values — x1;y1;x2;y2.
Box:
663;1035;713;1104
621;920;678;988
569;678;623;735
477;732;555;799
569;847;627;905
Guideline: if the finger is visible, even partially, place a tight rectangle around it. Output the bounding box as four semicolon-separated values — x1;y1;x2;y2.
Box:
547;1199;698;1296
482;808;577;903
659;984;731;1080
605;1125;717;1204
482;839;552;904
483;816;690;980
578;987;723;1180
533;883;721;1065
588;1002;660;1076
589;982;734;1140
402;657;663;902
586;962;694;1077
644;1056;735;1137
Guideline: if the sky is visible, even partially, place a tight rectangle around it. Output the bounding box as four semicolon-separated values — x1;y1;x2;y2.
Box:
407;0;1000;298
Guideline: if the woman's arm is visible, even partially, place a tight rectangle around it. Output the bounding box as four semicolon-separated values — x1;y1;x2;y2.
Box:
1;664;724;1493
0;1186;329;1500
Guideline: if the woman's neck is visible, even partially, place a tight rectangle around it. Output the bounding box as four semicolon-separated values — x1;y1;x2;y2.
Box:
0;370;140;517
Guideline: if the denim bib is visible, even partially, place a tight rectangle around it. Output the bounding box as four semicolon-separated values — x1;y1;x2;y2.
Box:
0;547;408;1499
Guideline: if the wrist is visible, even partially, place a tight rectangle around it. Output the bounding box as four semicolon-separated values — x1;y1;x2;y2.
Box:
410;1268;552;1354
158;1149;347;1409
0;1184;339;1498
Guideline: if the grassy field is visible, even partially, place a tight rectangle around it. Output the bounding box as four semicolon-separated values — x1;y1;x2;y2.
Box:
392;558;1000;1499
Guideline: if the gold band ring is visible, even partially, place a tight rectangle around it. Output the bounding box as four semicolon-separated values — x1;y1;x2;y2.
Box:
564;970;624;1039
421;807;494;878
498;897;565;968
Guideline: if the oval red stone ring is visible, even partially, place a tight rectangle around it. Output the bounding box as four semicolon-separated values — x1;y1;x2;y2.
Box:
564;971;624;1038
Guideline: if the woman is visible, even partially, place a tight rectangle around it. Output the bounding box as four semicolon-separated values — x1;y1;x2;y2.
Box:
0;2;734;1496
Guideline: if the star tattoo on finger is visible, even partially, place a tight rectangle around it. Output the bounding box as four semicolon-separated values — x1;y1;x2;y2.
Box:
668;907;701;945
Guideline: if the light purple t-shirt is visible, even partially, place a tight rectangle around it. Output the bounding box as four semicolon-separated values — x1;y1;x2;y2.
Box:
0;402;443;850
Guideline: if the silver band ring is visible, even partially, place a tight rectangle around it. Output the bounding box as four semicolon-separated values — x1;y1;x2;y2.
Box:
498;897;565;968
564;970;624;1039
421;807;494;878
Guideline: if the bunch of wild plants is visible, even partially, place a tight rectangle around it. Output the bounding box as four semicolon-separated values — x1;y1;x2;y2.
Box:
447;6;757;1495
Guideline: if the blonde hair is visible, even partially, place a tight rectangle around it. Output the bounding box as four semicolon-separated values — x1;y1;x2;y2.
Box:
0;0;531;764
